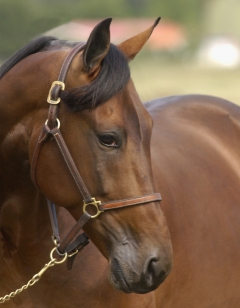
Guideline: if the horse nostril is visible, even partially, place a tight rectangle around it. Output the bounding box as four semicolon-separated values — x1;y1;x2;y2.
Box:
147;258;164;278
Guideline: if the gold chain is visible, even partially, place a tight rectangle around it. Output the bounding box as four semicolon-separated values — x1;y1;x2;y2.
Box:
0;247;68;304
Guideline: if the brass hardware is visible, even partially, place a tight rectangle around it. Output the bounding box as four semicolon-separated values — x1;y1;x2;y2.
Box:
83;198;103;218
50;247;68;264
45;118;60;129
0;247;68;304
53;237;59;247
68;249;79;258
47;81;65;104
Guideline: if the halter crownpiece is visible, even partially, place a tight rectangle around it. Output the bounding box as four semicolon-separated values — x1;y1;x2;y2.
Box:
31;43;162;269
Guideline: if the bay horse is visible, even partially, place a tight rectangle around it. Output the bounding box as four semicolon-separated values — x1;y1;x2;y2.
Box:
0;18;240;308
0;18;172;307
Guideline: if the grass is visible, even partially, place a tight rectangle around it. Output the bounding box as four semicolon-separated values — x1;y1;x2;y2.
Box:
130;56;240;106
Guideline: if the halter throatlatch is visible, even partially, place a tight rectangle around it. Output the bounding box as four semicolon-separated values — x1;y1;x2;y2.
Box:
30;43;162;270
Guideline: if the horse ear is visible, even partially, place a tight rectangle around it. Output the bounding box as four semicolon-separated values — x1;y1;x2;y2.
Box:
117;17;161;60
82;18;112;74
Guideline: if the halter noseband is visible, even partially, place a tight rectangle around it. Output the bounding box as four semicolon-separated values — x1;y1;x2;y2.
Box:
30;43;162;269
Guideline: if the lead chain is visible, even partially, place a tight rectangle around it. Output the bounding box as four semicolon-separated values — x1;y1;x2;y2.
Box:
0;247;68;304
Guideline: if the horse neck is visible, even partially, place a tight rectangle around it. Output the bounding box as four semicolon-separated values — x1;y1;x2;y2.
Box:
0;54;56;258
0;123;51;255
0;114;55;273
0;189;50;253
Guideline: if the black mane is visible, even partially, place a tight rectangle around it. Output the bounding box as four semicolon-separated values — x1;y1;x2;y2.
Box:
0;37;130;112
0;36;57;79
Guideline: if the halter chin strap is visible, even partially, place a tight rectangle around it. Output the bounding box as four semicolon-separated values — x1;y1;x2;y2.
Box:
30;43;162;270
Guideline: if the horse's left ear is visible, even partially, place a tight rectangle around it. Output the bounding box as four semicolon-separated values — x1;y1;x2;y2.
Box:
82;18;112;74
117;17;161;60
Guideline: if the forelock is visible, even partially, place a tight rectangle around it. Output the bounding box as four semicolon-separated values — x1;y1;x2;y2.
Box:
60;44;130;112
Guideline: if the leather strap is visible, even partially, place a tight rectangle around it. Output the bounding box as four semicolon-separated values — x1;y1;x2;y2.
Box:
31;125;51;188
50;126;92;203
58;43;85;82
47;43;85;128
66;233;89;270
58;212;91;254
100;193;162;211
47;199;60;244
31;44;86;188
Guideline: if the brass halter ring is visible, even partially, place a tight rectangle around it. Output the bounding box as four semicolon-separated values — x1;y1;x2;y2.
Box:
50;247;68;264
83;197;103;218
45;118;60;129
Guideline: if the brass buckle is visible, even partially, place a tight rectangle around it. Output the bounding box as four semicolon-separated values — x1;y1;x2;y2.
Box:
47;81;65;105
83;198;103;219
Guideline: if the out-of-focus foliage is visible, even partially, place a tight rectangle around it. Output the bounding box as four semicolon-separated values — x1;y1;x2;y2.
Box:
0;0;203;58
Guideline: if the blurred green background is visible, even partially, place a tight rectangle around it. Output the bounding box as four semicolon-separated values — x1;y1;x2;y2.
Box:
0;0;240;104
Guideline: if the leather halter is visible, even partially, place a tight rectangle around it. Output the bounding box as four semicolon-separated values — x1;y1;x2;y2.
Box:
31;43;162;269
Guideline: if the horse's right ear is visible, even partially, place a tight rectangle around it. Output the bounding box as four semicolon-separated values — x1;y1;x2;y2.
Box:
82;18;112;75
118;17;161;60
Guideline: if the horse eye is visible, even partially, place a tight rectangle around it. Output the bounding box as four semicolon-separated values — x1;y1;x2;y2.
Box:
98;134;118;148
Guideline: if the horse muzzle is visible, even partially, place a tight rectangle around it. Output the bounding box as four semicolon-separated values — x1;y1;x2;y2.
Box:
108;245;172;294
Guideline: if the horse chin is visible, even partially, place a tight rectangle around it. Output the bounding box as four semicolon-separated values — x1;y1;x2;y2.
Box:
108;270;132;294
108;269;168;294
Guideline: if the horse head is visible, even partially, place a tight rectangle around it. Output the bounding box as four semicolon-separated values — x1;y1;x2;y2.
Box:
4;18;172;294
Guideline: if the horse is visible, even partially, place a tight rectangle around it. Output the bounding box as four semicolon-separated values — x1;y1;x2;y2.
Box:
1;17;240;308
0;18;173;307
